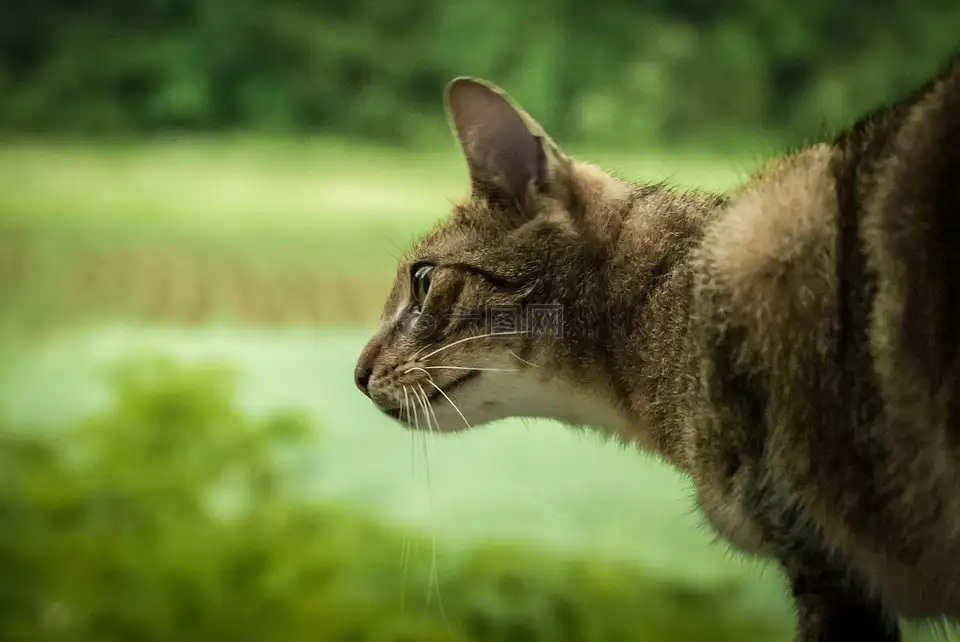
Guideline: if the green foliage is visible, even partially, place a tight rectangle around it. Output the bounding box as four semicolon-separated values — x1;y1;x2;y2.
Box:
1;0;958;146
0;356;793;641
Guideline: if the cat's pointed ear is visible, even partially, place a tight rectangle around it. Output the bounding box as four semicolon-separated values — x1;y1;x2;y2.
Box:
444;77;570;208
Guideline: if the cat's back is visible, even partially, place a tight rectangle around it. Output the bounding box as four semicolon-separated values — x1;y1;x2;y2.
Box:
687;53;960;618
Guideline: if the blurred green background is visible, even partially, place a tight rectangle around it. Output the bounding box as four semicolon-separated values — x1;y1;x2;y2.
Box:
1;2;958;641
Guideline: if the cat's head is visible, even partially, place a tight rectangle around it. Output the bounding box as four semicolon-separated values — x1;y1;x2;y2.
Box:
353;78;628;434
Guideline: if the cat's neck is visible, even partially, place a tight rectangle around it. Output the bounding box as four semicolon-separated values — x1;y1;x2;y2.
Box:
547;163;725;468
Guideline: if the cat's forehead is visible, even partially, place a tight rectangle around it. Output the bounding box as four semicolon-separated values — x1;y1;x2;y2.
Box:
379;204;482;304
406;200;501;259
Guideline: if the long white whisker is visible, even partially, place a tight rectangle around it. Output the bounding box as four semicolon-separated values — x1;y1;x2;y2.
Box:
413;386;435;482
418;330;528;362
507;348;540;368
410;386;432;491
409;381;433;621
409;385;427;485
420;365;521;373
417;382;442;434
409;383;421;432
410;342;436;360
415;383;449;628
402;387;415;477
412;371;472;431
413;368;559;526
412;387;436;599
398;386;412;613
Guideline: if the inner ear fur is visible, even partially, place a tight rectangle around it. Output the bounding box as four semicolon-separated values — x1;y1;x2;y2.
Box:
444;77;571;212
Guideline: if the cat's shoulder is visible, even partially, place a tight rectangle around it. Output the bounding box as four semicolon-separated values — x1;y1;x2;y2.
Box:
691;144;840;366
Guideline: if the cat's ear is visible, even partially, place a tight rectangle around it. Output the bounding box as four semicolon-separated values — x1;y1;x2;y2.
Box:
444;77;570;210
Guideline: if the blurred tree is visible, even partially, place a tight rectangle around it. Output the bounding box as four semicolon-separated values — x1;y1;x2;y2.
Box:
0;0;957;147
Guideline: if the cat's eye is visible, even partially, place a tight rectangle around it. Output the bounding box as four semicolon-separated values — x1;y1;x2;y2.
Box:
411;263;434;308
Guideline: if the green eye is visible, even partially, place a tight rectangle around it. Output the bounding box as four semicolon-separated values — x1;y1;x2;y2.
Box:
411;264;434;307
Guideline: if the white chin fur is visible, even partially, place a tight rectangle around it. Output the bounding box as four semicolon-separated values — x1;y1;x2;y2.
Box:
411;369;630;436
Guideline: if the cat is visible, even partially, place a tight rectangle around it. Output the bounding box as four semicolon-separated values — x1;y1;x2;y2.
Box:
353;51;960;642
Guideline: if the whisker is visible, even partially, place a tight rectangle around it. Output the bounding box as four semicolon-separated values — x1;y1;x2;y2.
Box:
409;386;427;484
417;374;440;460
403;387;415;477
418;330;529;362
409;382;433;615
409;383;421;432
415;383;450;628
416;384;438;494
420;365;521;373
419;367;565;528
412;371;472;431
411;342;436;360
413;386;435;482
410;385;432;490
507;348;540;368
400;386;429;612
417;382;442;435
412;388;437;596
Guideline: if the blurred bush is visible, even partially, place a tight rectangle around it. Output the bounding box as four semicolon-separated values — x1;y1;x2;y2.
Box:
0;356;792;641
1;0;958;147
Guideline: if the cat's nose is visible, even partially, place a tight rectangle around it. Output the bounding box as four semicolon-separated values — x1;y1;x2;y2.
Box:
354;338;382;397
354;365;372;396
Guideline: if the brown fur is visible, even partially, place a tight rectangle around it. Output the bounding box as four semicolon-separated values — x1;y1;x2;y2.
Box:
354;53;960;641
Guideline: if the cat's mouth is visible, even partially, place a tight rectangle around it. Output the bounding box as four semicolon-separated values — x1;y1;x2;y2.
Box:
379;371;481;422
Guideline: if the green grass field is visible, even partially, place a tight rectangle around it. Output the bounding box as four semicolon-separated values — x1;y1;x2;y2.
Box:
0;138;762;331
0;138;953;641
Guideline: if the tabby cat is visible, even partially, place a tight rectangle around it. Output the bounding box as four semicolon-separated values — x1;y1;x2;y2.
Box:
353;52;960;642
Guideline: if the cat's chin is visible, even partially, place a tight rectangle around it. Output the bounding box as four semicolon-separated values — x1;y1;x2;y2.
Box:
377;371;489;433
389;407;479;434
